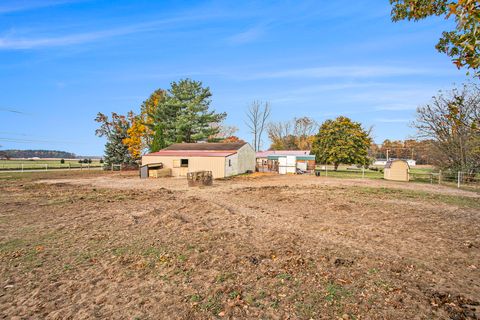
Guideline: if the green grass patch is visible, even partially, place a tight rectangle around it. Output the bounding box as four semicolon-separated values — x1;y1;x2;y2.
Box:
0;238;26;252
276;273;292;281
189;293;202;303
354;186;480;209
315;169;383;180
325;282;352;303
0;159;102;170
201;292;223;315
228;290;241;299
295;292;323;319
215;272;236;283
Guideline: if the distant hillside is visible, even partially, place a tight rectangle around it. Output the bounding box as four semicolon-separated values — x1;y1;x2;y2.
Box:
0;150;77;159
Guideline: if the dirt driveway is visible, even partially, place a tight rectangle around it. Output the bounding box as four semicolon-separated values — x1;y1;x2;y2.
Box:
40;172;480;196
1;172;479;319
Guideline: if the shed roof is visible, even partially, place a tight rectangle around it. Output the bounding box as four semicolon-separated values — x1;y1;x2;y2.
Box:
141;162;163;168
256;150;310;158
143;142;248;158
267;155;316;161
385;159;410;169
163;142;246;151
144;150;237;157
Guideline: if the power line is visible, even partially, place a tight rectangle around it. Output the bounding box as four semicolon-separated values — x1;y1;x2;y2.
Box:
0;107;28;114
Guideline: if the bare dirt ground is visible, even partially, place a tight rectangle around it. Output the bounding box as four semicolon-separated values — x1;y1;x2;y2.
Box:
1;171;479;319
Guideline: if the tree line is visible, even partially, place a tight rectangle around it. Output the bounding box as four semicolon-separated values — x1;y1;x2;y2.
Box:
95;79;234;167
369;140;437;164
272;84;480;173
0;150;76;159
96;79;479;173
94;0;479;172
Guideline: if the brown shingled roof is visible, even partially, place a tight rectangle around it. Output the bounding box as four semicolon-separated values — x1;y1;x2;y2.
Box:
385;159;410;169
163;142;247;151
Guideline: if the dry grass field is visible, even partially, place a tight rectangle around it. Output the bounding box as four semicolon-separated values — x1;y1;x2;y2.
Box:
1;171;479;319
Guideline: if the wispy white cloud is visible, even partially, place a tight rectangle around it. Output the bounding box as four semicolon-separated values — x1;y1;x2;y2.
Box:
374;103;418;111
143;64;445;82
268;82;385;104
0;31;112;49
0;13;223;50
227;25;265;45
243;65;442;80
375;118;412;123
0;21;167;49
0;131;28;136
55;81;66;88
0;0;83;14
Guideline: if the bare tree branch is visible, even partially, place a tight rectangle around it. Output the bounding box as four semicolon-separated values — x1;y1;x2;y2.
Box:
245;101;271;151
413;83;480;172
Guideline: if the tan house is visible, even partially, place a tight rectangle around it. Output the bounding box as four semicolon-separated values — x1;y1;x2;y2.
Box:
384;160;410;181
141;142;255;179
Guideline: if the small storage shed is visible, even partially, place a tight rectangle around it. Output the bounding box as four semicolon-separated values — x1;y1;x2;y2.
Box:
384;160;410;181
141;142;255;179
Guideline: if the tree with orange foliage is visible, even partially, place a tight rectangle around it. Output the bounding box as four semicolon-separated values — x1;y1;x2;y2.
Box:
221;136;245;143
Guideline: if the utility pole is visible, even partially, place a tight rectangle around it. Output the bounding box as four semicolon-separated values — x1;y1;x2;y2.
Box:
386;149;389;162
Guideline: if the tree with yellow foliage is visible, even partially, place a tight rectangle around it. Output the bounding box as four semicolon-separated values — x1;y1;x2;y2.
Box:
122;111;146;160
138;89;166;152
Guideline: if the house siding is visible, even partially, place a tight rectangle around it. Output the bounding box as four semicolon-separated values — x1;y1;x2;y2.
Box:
141;143;255;179
142;155;226;179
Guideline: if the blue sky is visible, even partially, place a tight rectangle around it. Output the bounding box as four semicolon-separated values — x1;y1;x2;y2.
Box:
0;0;470;155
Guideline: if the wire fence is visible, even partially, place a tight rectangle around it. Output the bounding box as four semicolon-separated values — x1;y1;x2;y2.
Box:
312;165;480;189
0;161;139;173
409;171;480;189
314;165;383;179
0;163;102;172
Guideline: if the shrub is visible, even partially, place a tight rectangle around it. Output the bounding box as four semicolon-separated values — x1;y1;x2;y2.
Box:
60;159;65;164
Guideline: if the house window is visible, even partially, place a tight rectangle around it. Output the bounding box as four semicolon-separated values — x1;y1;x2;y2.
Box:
181;159;189;167
228;159;232;167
